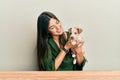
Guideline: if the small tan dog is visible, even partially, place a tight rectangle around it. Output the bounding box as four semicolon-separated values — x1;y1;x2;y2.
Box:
68;27;83;64
68;27;83;46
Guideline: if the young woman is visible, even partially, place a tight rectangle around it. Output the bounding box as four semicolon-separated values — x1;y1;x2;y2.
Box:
37;11;86;71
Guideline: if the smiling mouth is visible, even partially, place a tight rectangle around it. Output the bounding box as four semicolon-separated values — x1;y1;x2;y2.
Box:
57;31;61;33
57;29;63;33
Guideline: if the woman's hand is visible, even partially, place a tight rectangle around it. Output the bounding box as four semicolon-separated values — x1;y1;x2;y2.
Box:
64;40;77;50
73;39;85;64
74;39;85;54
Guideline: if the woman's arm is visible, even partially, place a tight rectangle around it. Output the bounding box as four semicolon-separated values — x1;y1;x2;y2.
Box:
55;49;67;70
54;32;70;70
55;40;73;70
74;47;85;64
73;39;85;65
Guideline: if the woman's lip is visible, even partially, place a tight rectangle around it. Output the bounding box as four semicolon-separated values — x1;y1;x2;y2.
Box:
57;31;61;33
57;30;62;33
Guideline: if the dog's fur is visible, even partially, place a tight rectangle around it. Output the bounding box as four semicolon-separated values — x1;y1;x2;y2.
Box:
68;27;83;64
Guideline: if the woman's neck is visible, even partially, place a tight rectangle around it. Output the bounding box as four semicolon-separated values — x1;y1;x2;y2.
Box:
53;36;59;42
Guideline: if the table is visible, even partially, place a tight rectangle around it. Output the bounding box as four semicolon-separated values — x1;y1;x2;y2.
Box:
0;70;120;80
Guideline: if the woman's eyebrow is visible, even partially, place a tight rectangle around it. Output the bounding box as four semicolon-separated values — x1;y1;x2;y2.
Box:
49;25;54;29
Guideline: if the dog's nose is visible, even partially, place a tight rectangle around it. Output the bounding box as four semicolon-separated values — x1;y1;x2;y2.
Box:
70;36;74;40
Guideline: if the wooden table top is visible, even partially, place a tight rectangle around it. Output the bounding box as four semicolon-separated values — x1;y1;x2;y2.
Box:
0;70;120;80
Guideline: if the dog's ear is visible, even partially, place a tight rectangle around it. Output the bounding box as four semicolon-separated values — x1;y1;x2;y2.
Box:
76;27;83;34
68;28;72;33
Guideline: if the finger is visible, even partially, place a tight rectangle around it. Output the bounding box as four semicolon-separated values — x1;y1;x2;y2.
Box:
78;42;84;47
79;39;84;43
77;39;84;44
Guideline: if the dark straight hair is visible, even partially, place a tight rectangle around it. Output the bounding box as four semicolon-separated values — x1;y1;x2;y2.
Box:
37;11;66;70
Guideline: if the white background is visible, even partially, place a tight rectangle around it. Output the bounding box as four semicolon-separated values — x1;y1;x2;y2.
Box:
0;0;120;70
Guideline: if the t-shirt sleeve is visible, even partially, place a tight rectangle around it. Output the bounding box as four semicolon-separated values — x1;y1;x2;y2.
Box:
43;45;55;71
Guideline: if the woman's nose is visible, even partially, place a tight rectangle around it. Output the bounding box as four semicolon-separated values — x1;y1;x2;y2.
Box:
55;24;60;30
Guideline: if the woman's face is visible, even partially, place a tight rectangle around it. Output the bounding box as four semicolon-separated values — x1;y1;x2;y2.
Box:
48;18;63;36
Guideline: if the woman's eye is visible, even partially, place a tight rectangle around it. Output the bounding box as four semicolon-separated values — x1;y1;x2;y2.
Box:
50;26;55;29
56;21;59;24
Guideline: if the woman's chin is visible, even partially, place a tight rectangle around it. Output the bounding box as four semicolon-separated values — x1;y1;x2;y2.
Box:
57;31;63;35
60;31;64;35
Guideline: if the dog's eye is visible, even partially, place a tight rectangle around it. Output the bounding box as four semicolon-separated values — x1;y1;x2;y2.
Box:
56;20;59;24
74;32;77;34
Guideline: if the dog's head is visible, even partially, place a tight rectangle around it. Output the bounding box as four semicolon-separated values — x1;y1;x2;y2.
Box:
68;27;83;45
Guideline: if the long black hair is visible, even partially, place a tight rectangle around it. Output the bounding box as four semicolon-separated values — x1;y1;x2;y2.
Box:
37;11;67;70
